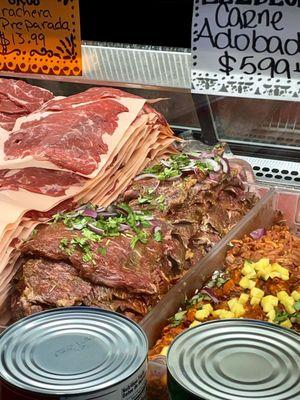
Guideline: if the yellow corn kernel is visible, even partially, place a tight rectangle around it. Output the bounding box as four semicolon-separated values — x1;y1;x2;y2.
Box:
212;309;223;318
280;319;292;329
228;298;238;311
231;303;245;318
219;310;235;319
285;304;296;314
272;264;290;281
291;291;300;301
277;291;289;301
269;271;282;279
242;263;256;279
257;266;272;281
189;320;201;328
202;304;214;313
277;292;295;314
195;309;210;321
160;346;169;356
241;263;254;275
239;277;256;289
250;287;264;299
253;258;270;271
250;296;261;306
267;309;276;322
239;293;249;305
261;295;278;312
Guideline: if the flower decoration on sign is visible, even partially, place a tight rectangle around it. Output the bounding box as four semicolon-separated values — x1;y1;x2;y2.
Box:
56;34;77;60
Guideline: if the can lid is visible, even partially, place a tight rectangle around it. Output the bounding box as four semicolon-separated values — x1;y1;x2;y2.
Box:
167;319;300;400
0;307;147;395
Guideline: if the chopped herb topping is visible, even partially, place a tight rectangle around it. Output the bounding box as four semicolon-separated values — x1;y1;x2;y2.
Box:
169;310;187;327
153;229;163;242
274;310;291;323
186;292;204;308
138;193;154;205
54;203;155;262
138;189;166;212
206;270;230;288
294;301;300;311
98;246;107;256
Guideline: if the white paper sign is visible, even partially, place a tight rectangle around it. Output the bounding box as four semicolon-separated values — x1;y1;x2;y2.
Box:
192;0;300;100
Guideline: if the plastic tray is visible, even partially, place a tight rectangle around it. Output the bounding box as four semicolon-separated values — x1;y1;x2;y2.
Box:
142;187;300;399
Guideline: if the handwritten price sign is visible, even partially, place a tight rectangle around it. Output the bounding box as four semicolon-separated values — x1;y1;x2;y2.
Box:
192;0;300;100
0;0;82;76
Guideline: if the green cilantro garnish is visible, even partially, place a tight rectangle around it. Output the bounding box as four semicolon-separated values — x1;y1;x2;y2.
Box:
138;193;153;204
54;203;154;262
169;310;187;327
274;310;290;323
195;161;213;171
59;238;69;249
130;230;148;249
98;246;107;256
153;229;163;242
294;301;300;311
143;163;164;174
206;271;230;288
186;292;204;307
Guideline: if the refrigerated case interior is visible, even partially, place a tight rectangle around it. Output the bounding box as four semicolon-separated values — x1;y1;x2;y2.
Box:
1;42;299;188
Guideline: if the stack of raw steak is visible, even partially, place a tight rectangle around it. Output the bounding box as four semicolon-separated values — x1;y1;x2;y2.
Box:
0;79;176;324
0;79;53;132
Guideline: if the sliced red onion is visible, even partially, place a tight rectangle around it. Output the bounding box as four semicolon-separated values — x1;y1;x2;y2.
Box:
219;157;229;174
189;152;214;159
250;228;266;240
208;171;222;182
134;173;158;181
181;161;196;172
160;159;171;168
98;212;118;219
75;204;88;212
87;224;104;235
65;211;82;219
83;209;98;219
203;158;221;172
119;224;130;232
115;205;129;217
166;173;182;181
144;215;154;221
201;287;219;304
154;226;162;233
107;205;117;213
96;206;106;213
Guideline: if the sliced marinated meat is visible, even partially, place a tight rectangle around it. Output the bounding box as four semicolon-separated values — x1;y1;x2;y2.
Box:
11;258;92;320
21;222;78;261
0;168;85;197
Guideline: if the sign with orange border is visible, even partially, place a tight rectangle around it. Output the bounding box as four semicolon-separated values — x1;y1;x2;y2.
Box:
0;0;82;76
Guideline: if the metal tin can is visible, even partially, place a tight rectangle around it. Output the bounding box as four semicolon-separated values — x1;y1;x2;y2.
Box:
167;319;300;400
0;307;148;400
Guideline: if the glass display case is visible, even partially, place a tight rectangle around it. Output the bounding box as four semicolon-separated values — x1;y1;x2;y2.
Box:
1;3;299;399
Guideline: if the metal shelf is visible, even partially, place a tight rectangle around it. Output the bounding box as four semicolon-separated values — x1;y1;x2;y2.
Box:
0;43;192;91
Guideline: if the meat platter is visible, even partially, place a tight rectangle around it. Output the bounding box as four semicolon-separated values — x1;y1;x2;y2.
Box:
141;188;300;399
0;77;265;330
